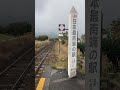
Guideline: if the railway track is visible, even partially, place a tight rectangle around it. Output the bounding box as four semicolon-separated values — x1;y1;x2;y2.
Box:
35;41;55;87
0;46;34;90
0;41;55;89
35;42;50;56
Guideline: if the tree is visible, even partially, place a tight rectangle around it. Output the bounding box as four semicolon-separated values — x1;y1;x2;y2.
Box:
81;34;85;43
102;37;120;72
62;31;68;40
38;35;48;41
102;19;120;72
77;42;85;56
77;34;85;56
111;18;120;38
5;22;32;36
61;39;66;44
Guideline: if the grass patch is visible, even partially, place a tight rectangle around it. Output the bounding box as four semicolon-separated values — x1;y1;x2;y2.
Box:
113;72;120;83
77;48;85;75
49;41;85;73
49;41;85;74
35;40;50;55
51;60;68;69
35;40;49;49
0;34;14;41
0;32;34;73
0;32;34;66
101;81;108;89
50;42;68;69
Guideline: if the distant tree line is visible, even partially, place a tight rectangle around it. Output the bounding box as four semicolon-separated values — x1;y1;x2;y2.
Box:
49;38;58;41
0;22;32;36
36;35;48;41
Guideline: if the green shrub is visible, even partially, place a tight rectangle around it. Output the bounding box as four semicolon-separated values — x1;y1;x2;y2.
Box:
61;39;66;44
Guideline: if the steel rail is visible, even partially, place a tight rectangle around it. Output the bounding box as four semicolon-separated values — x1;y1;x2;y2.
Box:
12;56;35;90
35;43;54;73
35;42;52;58
12;42;54;89
0;46;34;76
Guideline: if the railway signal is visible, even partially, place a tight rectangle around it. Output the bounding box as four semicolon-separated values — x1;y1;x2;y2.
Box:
59;24;65;31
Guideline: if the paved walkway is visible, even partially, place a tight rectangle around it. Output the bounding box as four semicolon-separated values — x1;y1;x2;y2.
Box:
37;66;85;90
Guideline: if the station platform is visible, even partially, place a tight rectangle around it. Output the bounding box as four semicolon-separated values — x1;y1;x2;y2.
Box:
37;66;85;90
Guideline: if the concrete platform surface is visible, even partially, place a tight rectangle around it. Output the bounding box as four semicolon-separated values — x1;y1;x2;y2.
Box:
41;66;85;90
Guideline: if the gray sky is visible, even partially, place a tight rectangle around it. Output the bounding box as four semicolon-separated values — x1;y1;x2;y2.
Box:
0;0;34;26
1;0;118;37
35;0;85;37
101;0;120;28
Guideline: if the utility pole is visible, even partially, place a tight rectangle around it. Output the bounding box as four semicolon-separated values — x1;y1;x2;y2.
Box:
77;31;78;58
59;38;60;54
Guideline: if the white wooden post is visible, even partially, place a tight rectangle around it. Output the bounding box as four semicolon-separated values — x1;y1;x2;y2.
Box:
68;6;78;78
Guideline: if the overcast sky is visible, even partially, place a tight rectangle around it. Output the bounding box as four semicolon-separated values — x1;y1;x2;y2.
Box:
35;0;120;38
35;0;85;37
0;0;34;26
0;0;119;37
101;0;120;28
